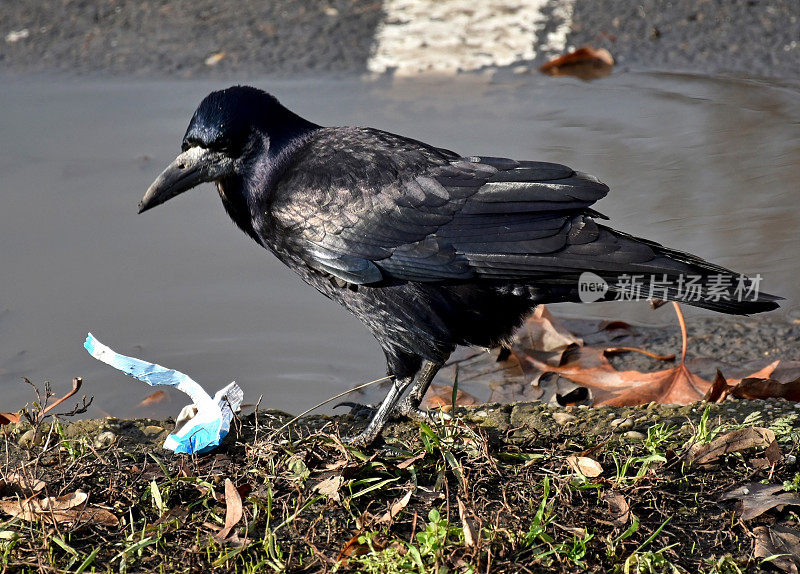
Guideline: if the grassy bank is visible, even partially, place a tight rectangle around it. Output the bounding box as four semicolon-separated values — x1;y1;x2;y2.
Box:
2;398;800;572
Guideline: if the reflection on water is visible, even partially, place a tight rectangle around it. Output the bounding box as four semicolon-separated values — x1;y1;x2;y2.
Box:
1;71;797;418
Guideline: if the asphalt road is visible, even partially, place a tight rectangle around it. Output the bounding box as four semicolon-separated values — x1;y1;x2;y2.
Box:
2;0;798;79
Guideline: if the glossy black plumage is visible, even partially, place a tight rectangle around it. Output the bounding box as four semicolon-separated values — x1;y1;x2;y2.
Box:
140;86;780;445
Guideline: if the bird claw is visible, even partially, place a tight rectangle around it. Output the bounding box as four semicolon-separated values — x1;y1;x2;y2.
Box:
340;429;380;448
397;401;452;422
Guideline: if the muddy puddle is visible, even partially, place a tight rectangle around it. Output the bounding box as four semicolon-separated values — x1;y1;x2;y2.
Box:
1;71;798;418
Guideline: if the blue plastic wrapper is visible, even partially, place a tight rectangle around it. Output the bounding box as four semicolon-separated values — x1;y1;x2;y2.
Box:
84;333;243;454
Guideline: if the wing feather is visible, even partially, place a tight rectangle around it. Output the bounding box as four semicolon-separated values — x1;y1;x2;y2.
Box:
271;129;614;284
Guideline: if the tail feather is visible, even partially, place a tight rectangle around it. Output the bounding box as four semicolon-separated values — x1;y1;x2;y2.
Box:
515;228;782;315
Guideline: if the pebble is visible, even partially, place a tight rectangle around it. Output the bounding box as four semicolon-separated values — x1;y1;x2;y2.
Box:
624;431;646;441
143;425;166;437
610;417;634;430
553;412;577;425
94;430;116;449
17;429;37;448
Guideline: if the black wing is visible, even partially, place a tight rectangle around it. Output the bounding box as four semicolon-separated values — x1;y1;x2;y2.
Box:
270;127;636;284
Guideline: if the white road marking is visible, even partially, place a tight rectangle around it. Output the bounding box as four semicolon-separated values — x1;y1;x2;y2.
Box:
368;0;575;76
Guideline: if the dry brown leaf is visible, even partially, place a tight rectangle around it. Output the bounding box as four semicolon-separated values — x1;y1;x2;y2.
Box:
138;390;170;407
752;440;784;470
323;459;348;472
764;440;784;465
40;490;88;511
603;347;675;362
215;479;244;543
313;475;344;503
722;483;800;521
731;376;800;402
337;533;385;566
524;347;711;406
703;370;730;402
525;305;583;352
726;361;781;387
688;427;776;465
540;46;614;80
378;489;412;525
421;384;479;410
41;377;83;416
4;472;45;495
0;490;118;527
396;453;425;470
458;499;476;547
604;492;631;526
523;304;781;407
566;455;603;478
0;412;20;426
81;507;119;527
754;525;800;574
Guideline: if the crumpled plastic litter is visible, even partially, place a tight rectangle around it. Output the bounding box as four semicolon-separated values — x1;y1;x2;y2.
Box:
84;333;243;454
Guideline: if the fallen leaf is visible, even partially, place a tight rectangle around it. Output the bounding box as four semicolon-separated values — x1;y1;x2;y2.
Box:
41;490;88;510
703;370;730;402
603;491;631;526
727;361;781;387
41;377;83;416
731;376;800;402
604;347;675;362
75;507;120;527
313;475;344;503
215;479;243;543
337;533;384;566
525;305;583;353
688;427;776;465
378;489;412;525
722;483;800;521
566;455;603;478
422;384;479;410
396;453;425;470
3;472;45;495
323;459;348;472
752;439;784;470
540;46;614;80
754;525;800;573
764;440;784;465
0;412;20;425
138;390;170;407
523;303;774;407
0;490;118;526
458;499;476;547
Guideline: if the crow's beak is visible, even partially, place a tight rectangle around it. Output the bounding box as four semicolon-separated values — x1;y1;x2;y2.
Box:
138;147;233;214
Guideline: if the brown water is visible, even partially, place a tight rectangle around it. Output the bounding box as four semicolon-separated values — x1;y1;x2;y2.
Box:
1;72;798;419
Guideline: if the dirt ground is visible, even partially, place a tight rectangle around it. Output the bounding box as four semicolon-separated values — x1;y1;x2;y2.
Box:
3;396;800;572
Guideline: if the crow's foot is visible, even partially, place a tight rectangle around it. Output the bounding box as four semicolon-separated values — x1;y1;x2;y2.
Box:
341;428;382;448
396;397;452;422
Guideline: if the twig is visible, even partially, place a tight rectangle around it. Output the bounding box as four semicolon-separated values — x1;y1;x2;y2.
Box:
267;375;392;440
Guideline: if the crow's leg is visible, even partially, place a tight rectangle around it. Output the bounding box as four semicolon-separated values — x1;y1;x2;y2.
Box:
397;360;443;419
342;375;414;446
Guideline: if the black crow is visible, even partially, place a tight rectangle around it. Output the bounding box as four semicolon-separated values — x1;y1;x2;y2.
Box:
139;86;780;445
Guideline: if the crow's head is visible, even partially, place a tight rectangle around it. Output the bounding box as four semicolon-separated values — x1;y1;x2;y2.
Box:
139;86;317;213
